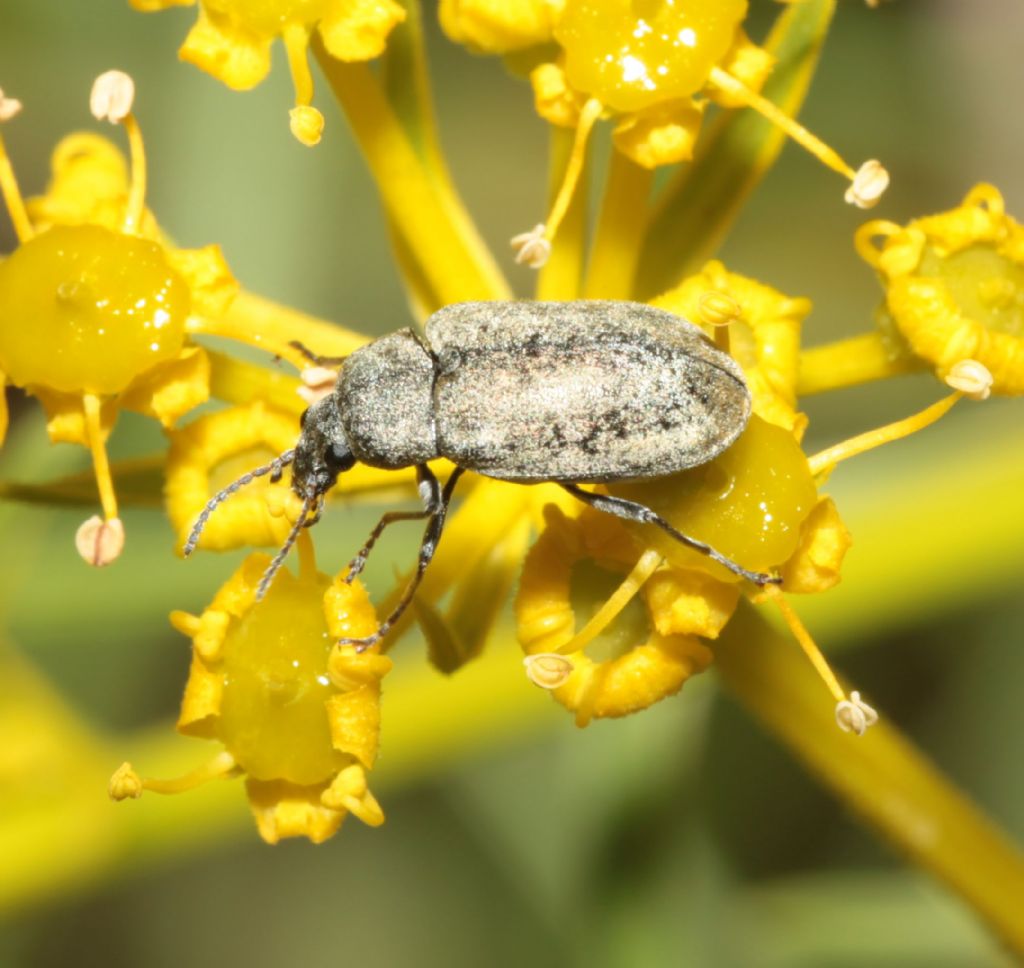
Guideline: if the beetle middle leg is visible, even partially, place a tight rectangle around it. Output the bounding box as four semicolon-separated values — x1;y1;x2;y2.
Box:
559;483;781;587
340;466;465;651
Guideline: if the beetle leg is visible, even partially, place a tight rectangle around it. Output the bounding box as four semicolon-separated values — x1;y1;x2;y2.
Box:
559;483;782;587
340;466;465;651
288;339;347;367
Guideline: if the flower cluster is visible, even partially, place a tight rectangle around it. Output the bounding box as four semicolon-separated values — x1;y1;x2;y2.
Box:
1;0;1019;854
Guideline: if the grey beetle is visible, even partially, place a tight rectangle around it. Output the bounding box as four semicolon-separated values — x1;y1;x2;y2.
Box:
185;300;779;650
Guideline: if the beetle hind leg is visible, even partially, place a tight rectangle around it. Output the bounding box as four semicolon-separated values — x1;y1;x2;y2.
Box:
560;483;781;587
339;467;465;652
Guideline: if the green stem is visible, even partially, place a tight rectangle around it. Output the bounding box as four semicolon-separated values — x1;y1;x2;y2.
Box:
716;604;1024;954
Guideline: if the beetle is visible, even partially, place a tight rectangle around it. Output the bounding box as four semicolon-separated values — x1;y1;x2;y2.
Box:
185;300;780;650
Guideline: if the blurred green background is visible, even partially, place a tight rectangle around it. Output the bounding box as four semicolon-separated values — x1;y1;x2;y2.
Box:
1;1;1023;965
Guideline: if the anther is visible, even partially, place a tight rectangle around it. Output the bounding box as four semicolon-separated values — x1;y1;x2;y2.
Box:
0;90;22;122
511;224;551;268
845;160;890;210
523;653;575;689
75;515;126;567
945;359;993;401
835;691;879;736
90;70;135;124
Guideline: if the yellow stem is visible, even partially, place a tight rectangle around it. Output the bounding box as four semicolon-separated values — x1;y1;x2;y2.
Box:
82;393;118;521
798;331;923;394
121;114;147;235
206;350;305;415
716;603;1024;955
537;127;589;301
762;584;844;702
0;131;32;242
313;46;511;305
808;392;961;477
282;23;314;106
141;750;238;795
190;289;370;366
708;66;855;180
545;99;602;244
583;150;653;299
557;549;663;655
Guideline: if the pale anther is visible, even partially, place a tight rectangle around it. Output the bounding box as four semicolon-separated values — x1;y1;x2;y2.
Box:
298;365;338;405
945;359;993;400
0;89;22;122
845;160;890;209
90;70;135;123
835;690;879;736
75;515;125;567
524;653;574;689
289;105;324;147
511;224;551;269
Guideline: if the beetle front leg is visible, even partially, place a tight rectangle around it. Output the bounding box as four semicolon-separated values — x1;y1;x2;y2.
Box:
340;466;465;651
560;483;782;587
288;339;347;368
344;465;450;583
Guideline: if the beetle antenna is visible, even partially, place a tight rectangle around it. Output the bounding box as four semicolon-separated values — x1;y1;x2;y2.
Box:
255;486;316;601
182;449;296;557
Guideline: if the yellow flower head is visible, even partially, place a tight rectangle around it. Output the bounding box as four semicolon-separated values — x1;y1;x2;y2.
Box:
856;184;1024;394
112;544;391;844
0;77;236;562
133;0;406;145
515;269;857;725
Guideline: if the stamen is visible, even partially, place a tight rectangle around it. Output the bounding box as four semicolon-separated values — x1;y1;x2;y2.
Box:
183;449;296;556
82;393;119;522
708;66;889;208
89;71;148;233
298;365;338;405
556;548;663;655
512;98;603;269
282;22;324;146
0;89;32;242
808;392;961;477
255;488;316;601
109;751;238;799
762;583;845;704
698;290;741;354
523;653;575;689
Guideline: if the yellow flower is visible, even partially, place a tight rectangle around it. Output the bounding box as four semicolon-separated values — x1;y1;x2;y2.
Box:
133;0;406;145
439;0;564;53
856;184;1024;394
0;79;238;562
110;543;391;844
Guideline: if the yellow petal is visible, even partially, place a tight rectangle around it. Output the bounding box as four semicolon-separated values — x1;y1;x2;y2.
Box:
129;0;195;9
530;60;583;129
780;495;853;594
612;100;705;169
318;0;406;62
326;686;382;769
120;345;211;428
26;133;129;233
176;651;224;737
439;0;562;53
165;244;239;318
712;29;775;107
180;6;273;91
644;567;741;639
245;778;345;844
29;385;117;447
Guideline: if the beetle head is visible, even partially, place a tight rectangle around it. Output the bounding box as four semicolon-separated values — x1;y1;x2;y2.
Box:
292;396;356;499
